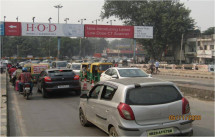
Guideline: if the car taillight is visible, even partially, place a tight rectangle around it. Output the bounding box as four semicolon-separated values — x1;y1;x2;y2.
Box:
25;84;30;87
117;102;135;120
182;97;190;114
44;76;52;82
74;75;79;80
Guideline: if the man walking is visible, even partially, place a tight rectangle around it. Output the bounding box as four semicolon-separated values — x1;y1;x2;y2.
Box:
155;60;160;74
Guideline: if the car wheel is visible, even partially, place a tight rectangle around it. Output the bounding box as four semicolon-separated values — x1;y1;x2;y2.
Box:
109;127;118;137
42;88;49;98
79;109;90;127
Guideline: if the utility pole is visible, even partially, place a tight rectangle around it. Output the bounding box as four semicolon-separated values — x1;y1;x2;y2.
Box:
78;18;86;57
54;4;63;60
179;34;184;65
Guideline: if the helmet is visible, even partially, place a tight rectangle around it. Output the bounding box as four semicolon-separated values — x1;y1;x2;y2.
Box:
22;67;27;72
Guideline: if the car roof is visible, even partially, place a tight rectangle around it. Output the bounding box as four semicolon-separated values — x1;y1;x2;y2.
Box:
111;67;140;70
46;68;72;72
52;61;67;63
72;63;81;65
106;77;172;86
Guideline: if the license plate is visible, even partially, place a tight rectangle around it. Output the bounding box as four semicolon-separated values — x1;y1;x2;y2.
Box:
58;85;69;88
147;128;174;136
25;88;30;90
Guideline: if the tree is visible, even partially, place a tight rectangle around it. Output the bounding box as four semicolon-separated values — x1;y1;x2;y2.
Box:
101;1;194;60
202;27;215;35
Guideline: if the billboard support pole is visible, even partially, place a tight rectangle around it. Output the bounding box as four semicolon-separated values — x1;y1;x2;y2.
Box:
133;39;136;64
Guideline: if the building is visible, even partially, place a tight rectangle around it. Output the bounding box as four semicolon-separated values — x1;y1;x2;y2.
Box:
185;34;215;64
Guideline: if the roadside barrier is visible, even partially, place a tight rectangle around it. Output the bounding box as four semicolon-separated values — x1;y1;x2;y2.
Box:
82;78;88;91
91;80;95;89
130;64;212;72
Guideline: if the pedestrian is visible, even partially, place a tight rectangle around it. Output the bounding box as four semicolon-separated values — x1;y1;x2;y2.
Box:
150;63;155;74
155;60;160;74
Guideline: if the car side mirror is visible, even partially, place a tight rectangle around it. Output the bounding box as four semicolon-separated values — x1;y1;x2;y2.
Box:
80;93;88;98
112;75;118;79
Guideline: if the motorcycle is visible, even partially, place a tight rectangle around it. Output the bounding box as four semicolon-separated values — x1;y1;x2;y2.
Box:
22;83;32;100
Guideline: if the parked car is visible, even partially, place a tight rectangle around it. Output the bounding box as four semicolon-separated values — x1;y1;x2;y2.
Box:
100;67;151;81
51;61;68;69
79;77;193;136
66;63;81;75
37;69;81;98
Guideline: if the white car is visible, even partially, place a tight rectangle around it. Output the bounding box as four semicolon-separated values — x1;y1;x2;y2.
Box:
100;67;151;81
66;63;81;75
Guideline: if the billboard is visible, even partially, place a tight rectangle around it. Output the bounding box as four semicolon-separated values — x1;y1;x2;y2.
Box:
5;22;21;36
85;25;134;38
22;23;84;37
134;26;153;39
0;22;4;36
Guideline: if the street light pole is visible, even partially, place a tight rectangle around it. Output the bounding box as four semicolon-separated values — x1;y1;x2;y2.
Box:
4;16;6;22
16;16;18;22
54;4;63;60
32;17;35;23
107;20;116;25
64;18;69;24
78;18;86;57
48;17;52;23
92;19;100;25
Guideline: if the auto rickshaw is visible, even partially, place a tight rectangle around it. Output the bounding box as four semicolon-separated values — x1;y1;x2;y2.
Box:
89;62;113;83
80;63;91;81
24;63;49;82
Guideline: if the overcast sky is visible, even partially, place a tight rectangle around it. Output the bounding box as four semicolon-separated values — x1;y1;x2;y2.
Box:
0;0;214;32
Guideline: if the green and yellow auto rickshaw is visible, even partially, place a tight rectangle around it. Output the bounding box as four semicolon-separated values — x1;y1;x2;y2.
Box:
24;63;49;83
89;62;113;83
80;62;91;81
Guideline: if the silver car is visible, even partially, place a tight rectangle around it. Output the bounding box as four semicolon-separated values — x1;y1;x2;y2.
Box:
79;77;193;136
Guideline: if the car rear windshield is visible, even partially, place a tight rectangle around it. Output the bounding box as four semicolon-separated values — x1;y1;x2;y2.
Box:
126;85;182;105
118;69;148;77
48;70;75;77
99;65;112;71
72;64;81;70
56;62;67;67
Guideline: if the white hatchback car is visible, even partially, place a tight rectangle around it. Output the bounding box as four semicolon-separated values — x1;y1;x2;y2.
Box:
79;77;193;136
66;63;81;75
100;67;151;81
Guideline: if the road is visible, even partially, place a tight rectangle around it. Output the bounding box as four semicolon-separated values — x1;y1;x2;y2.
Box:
153;74;214;91
7;79;214;136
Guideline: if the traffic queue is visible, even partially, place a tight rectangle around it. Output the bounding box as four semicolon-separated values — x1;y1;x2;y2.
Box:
3;59;193;136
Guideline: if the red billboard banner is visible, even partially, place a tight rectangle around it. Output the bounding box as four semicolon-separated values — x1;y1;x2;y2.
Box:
85;25;134;38
5;22;21;36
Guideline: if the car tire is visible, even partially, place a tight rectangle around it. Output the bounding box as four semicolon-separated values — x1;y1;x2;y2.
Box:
109;127;118;137
79;109;90;127
42;88;49;98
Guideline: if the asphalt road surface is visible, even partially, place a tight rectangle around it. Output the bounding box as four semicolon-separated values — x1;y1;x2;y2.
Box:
8;81;214;136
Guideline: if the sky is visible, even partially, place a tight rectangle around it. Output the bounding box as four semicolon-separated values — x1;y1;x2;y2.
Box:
0;0;214;32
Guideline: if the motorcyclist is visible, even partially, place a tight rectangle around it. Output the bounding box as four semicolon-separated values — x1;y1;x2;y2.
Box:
18;67;33;94
9;65;17;80
12;66;22;88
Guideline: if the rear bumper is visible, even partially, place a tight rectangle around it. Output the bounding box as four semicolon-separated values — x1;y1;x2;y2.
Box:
117;120;194;136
